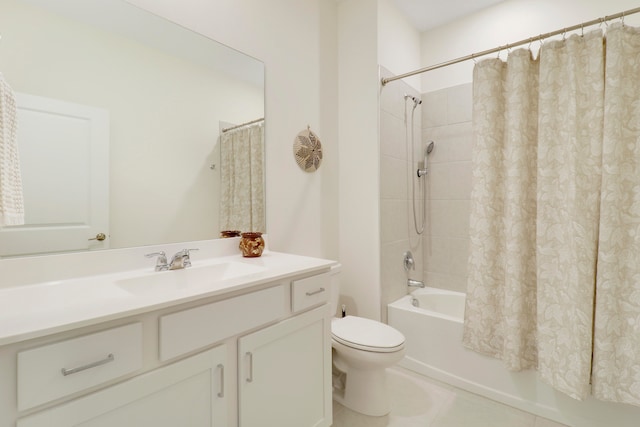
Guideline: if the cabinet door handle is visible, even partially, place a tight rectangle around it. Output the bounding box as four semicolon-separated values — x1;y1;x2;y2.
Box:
246;352;253;383
305;287;325;296
217;364;225;398
61;353;114;376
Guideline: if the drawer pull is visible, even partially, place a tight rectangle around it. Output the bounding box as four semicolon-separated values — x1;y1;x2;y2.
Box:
305;287;325;296
217;364;225;398
246;352;253;383
61;353;115;376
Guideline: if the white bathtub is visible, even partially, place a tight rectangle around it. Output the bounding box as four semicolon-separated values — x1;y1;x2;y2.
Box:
387;287;640;427
404;287;465;321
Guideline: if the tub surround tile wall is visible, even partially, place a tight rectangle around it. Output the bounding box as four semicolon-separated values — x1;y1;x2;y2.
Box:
379;76;473;317
379;66;423;322
422;83;473;294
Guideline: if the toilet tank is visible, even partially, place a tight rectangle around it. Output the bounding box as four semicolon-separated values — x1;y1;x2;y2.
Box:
329;264;342;317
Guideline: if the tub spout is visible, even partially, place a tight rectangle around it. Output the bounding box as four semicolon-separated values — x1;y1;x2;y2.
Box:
407;278;425;288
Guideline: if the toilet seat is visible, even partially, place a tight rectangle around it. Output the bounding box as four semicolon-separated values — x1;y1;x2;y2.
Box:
332;316;405;353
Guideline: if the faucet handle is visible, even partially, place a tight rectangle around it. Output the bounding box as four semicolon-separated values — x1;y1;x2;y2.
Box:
403;251;415;271
145;251;168;271
170;248;199;269
181;248;199;267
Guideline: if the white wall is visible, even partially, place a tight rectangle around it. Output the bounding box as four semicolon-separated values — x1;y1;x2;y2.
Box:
337;0;381;319
377;0;422;92
421;0;640;92
336;0;423;320
127;0;340;260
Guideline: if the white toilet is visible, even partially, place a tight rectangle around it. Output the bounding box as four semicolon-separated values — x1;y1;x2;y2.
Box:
328;265;406;417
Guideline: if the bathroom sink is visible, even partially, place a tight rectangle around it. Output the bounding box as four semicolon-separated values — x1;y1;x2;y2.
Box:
115;262;265;296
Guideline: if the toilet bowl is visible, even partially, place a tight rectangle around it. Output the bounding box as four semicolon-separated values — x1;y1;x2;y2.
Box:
329;265;406;417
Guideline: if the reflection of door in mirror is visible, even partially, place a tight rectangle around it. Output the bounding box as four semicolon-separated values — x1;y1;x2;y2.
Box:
0;93;109;257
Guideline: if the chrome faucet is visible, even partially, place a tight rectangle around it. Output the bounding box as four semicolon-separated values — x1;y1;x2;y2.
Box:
145;251;169;271
168;248;199;270
407;278;425;288
404;251;425;288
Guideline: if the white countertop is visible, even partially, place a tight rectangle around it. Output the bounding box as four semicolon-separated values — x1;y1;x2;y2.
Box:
0;250;335;346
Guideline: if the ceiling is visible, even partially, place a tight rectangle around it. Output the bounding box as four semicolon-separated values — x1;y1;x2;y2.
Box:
391;0;507;32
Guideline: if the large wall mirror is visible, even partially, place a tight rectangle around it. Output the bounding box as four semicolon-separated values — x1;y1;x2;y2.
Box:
0;0;265;258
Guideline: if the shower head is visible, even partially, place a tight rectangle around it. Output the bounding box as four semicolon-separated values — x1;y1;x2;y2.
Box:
417;141;435;178
404;94;422;106
426;140;435;154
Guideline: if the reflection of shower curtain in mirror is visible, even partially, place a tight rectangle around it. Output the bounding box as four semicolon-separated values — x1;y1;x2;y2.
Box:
219;122;264;233
0;72;24;227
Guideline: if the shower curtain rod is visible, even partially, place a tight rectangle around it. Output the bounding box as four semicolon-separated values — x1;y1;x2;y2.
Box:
381;6;640;86
221;117;264;133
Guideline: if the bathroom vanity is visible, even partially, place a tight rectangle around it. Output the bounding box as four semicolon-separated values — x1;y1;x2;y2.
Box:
0;239;335;427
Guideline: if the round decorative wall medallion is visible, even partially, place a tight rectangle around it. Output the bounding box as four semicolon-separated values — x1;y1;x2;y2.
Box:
293;126;323;172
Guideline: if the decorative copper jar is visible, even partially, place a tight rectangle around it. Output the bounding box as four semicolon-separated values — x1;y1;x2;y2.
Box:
220;230;241;238
239;232;265;257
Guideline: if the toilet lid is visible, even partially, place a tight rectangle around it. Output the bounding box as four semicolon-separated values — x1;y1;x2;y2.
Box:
332;316;405;353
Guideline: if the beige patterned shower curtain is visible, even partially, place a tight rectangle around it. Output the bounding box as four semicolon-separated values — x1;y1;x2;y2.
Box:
219;122;265;233
593;24;640;406
464;23;640;405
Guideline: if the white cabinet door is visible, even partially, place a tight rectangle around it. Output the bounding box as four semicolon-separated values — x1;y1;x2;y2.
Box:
17;345;227;427
238;306;332;427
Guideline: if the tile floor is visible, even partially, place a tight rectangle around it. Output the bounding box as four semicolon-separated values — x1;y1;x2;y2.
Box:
332;367;568;427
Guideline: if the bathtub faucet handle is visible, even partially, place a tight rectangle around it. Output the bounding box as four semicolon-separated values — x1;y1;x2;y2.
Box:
403;251;415;272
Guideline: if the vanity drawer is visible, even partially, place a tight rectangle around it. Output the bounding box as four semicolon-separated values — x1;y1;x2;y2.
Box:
159;284;286;361
292;273;329;313
17;323;143;411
